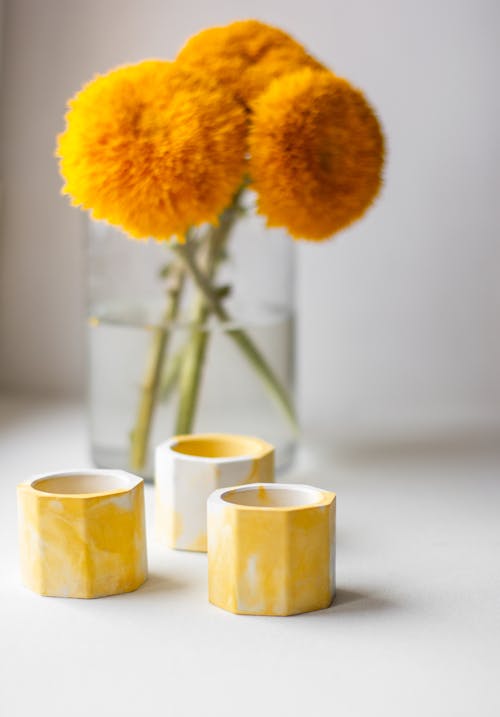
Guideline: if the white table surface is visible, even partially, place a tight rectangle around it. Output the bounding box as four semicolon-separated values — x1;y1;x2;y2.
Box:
1;394;499;717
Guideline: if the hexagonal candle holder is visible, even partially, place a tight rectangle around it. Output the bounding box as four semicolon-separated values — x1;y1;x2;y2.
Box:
208;483;336;616
17;470;147;598
155;433;274;552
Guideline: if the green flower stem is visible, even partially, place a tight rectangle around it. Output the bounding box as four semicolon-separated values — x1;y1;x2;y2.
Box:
175;294;210;434
171;243;298;434
129;263;185;472
225;328;297;431
159;344;186;400
174;206;239;434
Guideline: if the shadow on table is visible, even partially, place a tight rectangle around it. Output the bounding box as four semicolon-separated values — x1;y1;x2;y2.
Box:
135;571;189;595
311;587;397;616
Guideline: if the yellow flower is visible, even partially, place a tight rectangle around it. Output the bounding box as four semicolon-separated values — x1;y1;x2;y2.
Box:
249;69;385;240
56;60;247;240
176;19;323;107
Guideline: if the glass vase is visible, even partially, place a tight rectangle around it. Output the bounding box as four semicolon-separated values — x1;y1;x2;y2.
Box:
86;196;296;479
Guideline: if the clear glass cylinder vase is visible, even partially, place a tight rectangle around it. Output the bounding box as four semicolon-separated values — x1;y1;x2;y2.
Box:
86;198;296;479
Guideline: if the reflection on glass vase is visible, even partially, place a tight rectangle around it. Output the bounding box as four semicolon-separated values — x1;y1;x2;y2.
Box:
86;194;296;480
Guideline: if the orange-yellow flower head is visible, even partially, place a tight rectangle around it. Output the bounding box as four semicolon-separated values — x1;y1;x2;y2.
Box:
56;60;248;240
249;68;385;241
176;19;324;107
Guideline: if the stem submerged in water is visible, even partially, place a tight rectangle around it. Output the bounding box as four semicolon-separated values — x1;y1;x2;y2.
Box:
175;200;241;434
129;262;184;472
172;242;298;434
175;296;209;434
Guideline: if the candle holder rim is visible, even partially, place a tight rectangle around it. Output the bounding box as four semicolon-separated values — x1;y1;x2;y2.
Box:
19;469;143;499
158;433;275;464
210;482;335;511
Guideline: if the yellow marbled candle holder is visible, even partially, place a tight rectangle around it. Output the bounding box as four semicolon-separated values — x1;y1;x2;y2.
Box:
17;470;147;598
208;483;336;616
155;433;274;552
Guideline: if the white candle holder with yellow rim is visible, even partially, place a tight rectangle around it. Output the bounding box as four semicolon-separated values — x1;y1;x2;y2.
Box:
155;433;274;552
17;470;147;598
208;483;336;616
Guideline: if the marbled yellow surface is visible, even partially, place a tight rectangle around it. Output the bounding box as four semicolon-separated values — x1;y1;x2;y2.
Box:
18;471;147;598
156;433;274;552
208;484;335;616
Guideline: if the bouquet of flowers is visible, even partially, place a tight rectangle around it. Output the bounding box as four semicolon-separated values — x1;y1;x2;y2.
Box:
56;19;384;472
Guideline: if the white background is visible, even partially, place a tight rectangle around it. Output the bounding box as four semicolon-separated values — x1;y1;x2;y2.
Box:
1;0;499;438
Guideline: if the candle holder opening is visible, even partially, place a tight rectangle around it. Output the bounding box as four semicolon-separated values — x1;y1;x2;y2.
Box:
170;434;268;460
31;471;139;495
221;483;323;508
